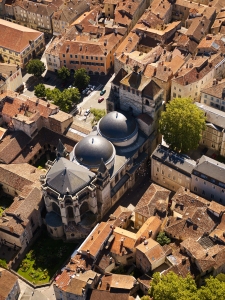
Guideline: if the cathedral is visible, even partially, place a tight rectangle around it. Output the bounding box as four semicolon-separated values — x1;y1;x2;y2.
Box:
40;111;151;239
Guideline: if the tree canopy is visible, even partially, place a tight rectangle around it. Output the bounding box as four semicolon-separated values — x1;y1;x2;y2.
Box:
45;87;80;112
159;98;206;153
26;59;45;77
156;231;171;246
90;108;106;126
34;83;46;98
149;272;225;300
74;68;90;91
57;66;70;81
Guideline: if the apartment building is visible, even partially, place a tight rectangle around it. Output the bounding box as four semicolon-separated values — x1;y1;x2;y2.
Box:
52;0;90;36
12;0;63;34
151;144;196;192
196;102;225;156
200;79;225;111
191;155;225;204
0;19;45;68
171;53;225;102
151;144;225;204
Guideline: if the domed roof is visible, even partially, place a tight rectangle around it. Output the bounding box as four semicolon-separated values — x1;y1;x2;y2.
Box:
74;135;115;167
98;111;138;141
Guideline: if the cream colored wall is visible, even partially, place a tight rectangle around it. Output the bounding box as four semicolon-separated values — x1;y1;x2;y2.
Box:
151;158;192;192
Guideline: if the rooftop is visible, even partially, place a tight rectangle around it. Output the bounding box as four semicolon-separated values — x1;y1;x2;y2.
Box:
0;19;43;53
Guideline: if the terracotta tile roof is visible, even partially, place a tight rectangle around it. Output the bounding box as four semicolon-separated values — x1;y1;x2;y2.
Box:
0;163;41;192
186;16;211;42
98;274;136;291
107;206;132;228
173;53;223;86
94;249;115;271
137;274;151;288
201;78;225;98
136;238;165;264
12;127;75;164
135;216;162;246
90;290;130;300
110;227;136;256
143;65;156;78
0;268;18;299
171;187;208;217
52;1;89;23
208;201;225;215
55;269;72;290
180;237;205;259
1;94;58;120
0;131;31;164
163;256;200;278
134;183;170;219
150;0;172;21
165;206;218;241
79;222;112;258
209;214;225;243
0;19;43;53
214;248;225;269
13;0;62;17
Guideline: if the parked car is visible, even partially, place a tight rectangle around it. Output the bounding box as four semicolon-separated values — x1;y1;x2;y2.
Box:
84;109;90;116
100;89;106;96
86;90;92;95
98;97;104;103
82;88;89;95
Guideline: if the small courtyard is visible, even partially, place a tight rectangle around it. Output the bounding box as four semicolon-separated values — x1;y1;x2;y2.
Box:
17;230;76;284
0;194;14;217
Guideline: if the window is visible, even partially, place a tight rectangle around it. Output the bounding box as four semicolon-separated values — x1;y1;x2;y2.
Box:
96;57;98;60
115;173;119;183
194;187;197;192
91;56;93;60
173;93;176;98
86;56;88;59
70;54;72;58
63;54;65;57
162;170;164;175
204;181;206;185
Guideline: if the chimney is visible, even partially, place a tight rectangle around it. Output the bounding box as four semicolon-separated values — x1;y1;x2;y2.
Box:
148;230;152;237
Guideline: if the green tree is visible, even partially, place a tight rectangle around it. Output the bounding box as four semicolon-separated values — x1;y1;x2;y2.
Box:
90;108;106;126
216;273;225;282
0;259;7;268
141;296;151;300
26;59;46;77
62;88;80;105
197;277;225;300
150;272;199;300
45;87;80;112
159;98;206;153
34;83;46;98
156;231;171;246
57;66;70;81
46;88;61;101
74;68;90;91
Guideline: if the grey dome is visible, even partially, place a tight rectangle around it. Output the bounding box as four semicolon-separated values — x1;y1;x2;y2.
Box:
98;111;138;141
74;135;115;167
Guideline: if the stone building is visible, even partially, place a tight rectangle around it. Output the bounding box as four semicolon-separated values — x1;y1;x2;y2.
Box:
0;19;45;68
41;111;150;239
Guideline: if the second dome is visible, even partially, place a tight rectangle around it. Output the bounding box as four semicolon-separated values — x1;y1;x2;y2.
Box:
97;111;138;147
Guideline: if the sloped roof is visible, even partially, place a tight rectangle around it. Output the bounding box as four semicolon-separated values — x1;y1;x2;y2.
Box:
0;19;43;53
46;157;95;195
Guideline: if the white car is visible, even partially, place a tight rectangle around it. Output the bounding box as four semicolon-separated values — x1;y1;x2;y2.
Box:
84;109;90;116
